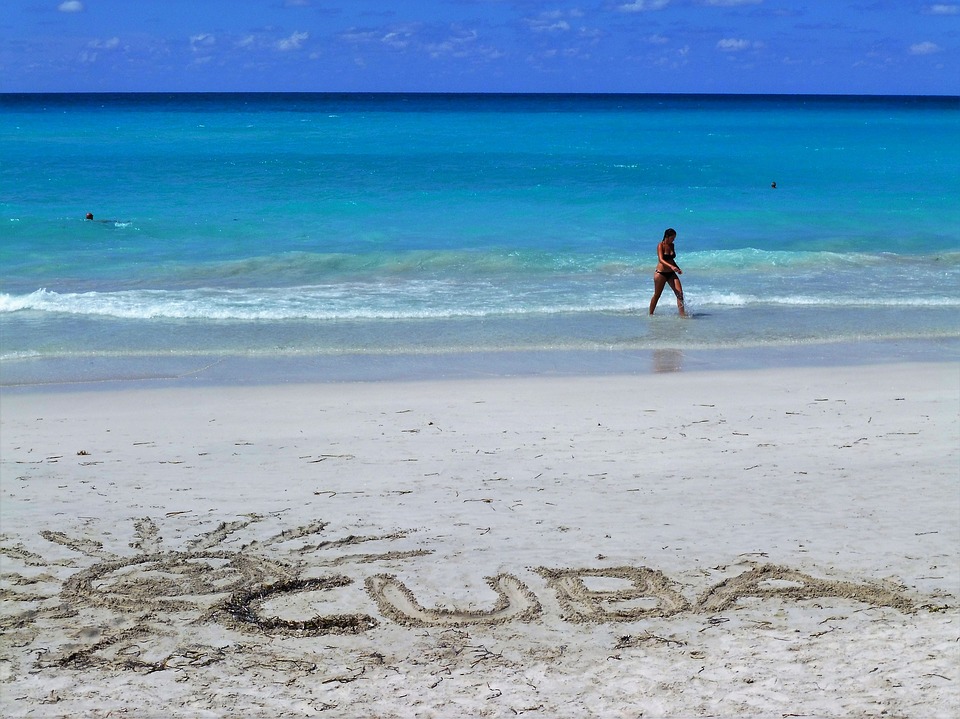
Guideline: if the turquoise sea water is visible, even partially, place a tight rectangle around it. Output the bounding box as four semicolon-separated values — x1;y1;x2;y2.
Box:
1;93;958;384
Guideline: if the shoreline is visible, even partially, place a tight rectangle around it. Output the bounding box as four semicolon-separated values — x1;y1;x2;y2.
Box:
2;336;958;393
1;359;957;716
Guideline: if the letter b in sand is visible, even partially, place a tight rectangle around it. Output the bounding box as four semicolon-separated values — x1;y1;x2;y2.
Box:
536;566;690;622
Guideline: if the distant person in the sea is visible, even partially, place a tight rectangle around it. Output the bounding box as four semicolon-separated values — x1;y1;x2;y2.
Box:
771;181;777;189
85;212;123;224
649;227;686;317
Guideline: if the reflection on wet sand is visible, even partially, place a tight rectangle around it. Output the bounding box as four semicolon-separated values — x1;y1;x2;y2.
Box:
652;348;683;373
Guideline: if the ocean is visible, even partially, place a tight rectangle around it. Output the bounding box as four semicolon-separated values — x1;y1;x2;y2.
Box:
1;93;958;385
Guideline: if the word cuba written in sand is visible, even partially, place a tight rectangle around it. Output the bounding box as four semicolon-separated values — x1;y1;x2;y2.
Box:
1;515;917;656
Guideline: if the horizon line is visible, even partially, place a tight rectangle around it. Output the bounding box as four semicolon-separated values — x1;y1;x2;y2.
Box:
2;90;958;99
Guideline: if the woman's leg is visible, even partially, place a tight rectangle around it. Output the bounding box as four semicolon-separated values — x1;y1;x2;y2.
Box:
649;272;667;314
668;275;685;316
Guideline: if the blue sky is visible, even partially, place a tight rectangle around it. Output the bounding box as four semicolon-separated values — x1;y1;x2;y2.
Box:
2;1;957;94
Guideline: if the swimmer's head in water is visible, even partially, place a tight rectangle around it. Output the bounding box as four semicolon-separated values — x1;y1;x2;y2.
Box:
85;212;94;220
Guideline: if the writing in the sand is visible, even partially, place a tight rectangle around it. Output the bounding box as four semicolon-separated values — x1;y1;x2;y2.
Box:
40;519;913;637
218;564;912;636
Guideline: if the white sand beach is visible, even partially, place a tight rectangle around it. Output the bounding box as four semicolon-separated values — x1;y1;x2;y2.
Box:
1;362;958;717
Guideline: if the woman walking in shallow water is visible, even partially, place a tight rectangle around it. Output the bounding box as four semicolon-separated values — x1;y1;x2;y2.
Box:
649;228;686;317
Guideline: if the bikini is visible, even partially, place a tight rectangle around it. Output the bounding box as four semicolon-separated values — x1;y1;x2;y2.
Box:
656;245;678;276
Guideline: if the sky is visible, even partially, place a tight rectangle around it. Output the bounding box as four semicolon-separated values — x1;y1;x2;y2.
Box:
1;0;957;95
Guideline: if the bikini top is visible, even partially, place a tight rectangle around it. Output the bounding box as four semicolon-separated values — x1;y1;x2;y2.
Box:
661;243;676;260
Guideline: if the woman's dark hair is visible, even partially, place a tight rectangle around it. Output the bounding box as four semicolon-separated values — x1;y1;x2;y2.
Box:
663;228;676;239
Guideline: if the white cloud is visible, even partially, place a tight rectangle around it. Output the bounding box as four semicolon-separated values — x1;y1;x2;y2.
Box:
527;9;586;32
481;46;507;60
910;41;942;55
340;29;376;44
424;29;503;61
527;12;572;33
89;37;120;50
426;29;479;58
717;38;750;51
379;26;420;50
382;31;411;49
277;31;309;51
535;20;570;32
78;36;120;63
927;4;960;14
58;1;83;12
190;34;216;52
618;0;670;11
524;8;590;34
